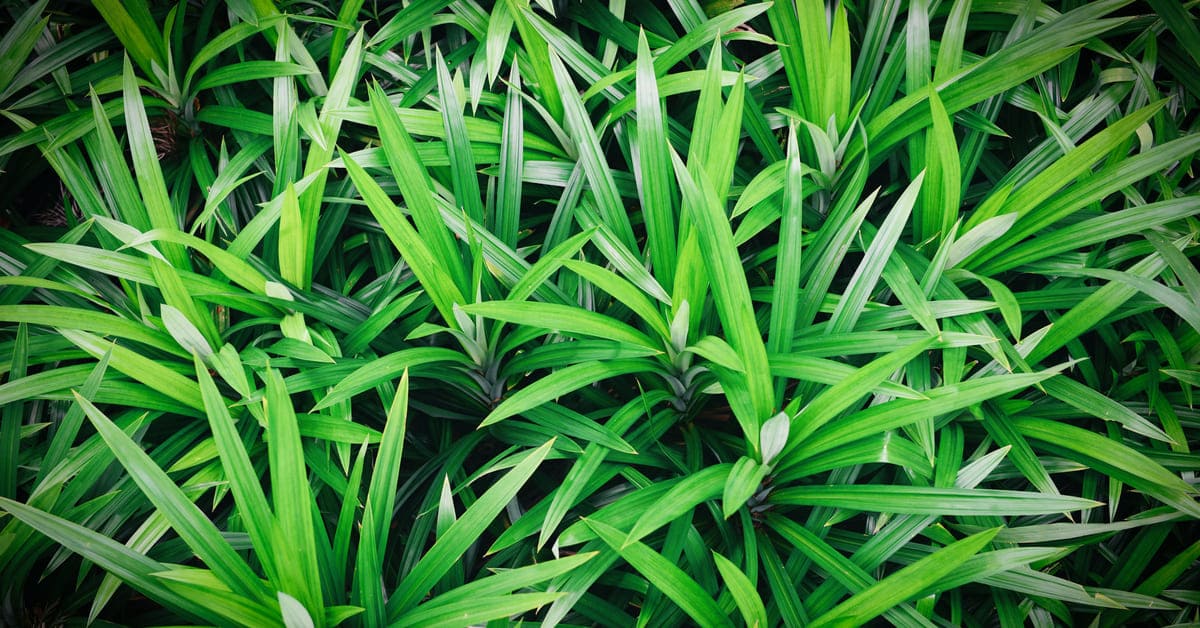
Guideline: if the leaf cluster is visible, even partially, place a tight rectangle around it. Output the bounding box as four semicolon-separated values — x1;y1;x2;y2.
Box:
0;0;1198;626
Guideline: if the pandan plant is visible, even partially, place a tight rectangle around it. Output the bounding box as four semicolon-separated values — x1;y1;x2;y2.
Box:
0;0;1197;625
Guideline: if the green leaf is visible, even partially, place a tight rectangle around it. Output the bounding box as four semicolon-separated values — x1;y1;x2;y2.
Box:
263;369;323;620
297;28;364;289
0;305;182;357
482;359;653;426
395;593;564;628
781;368;1064;464
94;0;164;78
430;551;596;605
795;180;874;330
565;259;671;341
0;0;49;96
687;335;746;373
341;149;467;323
0;498;265;626
1041;376;1173;443
272;26;300;189
575;203;672;304
35;351;110;489
369;0;456;48
484;0;514;84
1013;417;1200;518
278;183;305;287
767;0;827;121
312;347;468;410
712;551;768;628
387;439;554;617
791;337;936;446
586;518;733;628
933;0;973;81
768;515;930;625
947;211;1017;269
121;56;188;269
767;124;805;359
504;0;562;122
776;433;933;482
527;398;649;551
60;329;201;410
933;547;1070;592
864;2;1132;161
880;254;941;335
809;528;1001;627
72;392;269;603
769;354;927;400
635;29;678;286
976;403;1060;497
0;323;25;498
827;172;924;333
182;18;281;91
524;404;636;455
771;485;1101;516
627;464;731;544
672;151;773;439
963;99;1168;266
434;49;485;225
546;51;637;252
506;227;595;303
129;228;272;296
195;355;279;584
463;300;660;350
1027;250;1170;364
356;371;410;626
1048;267;1200;336
193;60;311;91
918;87;961;245
1161;369;1200;388
495;60;524;248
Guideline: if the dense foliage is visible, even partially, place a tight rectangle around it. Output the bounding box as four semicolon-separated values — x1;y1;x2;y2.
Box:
1;0;1198;625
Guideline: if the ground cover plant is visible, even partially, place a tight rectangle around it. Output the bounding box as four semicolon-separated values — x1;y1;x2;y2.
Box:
0;0;1198;625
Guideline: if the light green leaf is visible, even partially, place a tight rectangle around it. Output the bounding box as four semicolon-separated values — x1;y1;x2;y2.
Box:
279;591;316;628
278;183;304;287
121;56;188;269
161;304;212;360
722;457;768;519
